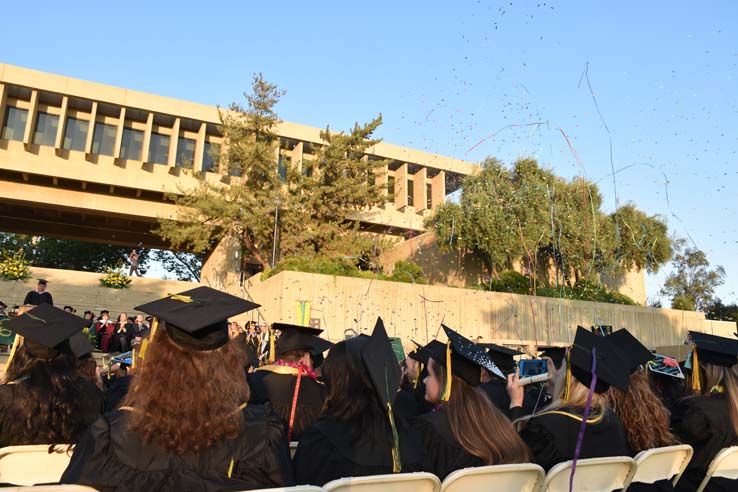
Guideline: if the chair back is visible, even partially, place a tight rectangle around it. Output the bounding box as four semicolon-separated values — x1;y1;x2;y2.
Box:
542;456;637;492
324;472;441;492
0;445;74;486
632;444;693;486
245;487;324;492
696;446;738;492
441;463;545;492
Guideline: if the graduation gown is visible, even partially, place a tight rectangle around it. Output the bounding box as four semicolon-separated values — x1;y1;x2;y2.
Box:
671;395;738;492
102;375;131;413
517;406;628;472
0;377;102;447
22;290;53;306
413;407;484;480
395;382;420;423
294;415;423;486
479;379;542;418
61;403;294;492
247;365;324;441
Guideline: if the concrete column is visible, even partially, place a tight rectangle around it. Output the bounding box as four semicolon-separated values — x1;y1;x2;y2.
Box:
141;112;154;163
372;160;389;200
293;141;304;173
168;117;180;167
23;90;39;147
394;163;408;210
195;121;206;171
201;234;243;294
85;102;98;155
54;96;69;151
113;107;126;159
413;167;428;212
431;170;446;210
0;83;8;131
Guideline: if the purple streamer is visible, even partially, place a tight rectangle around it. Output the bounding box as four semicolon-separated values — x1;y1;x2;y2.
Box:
569;346;597;492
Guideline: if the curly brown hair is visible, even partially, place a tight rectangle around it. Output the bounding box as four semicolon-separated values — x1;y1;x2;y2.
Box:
123;326;250;454
608;370;678;452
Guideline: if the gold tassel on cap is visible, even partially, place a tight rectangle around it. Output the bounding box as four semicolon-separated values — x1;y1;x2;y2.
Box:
441;340;452;402
563;347;573;403
268;328;276;363
692;348;701;392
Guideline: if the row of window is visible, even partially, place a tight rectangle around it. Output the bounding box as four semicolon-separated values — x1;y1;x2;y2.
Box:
1;106;216;171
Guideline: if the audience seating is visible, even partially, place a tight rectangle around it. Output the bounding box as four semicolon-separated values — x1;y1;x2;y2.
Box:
441;463;545;492
323;472;441;492
0;445;74;486
696;446;738;492
631;444;693;489
541;456;637;492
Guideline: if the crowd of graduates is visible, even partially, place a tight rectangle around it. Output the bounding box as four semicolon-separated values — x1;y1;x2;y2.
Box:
1;285;738;492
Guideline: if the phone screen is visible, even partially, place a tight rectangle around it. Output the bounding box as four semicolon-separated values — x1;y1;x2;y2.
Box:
519;359;548;377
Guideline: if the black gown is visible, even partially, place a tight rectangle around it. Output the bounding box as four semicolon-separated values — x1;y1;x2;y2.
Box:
413;407;484;480
480;379;543;418
61;403;294;492
671;395;738;492
22;290;53;306
102;375;131;413
395;382;420;423
247;366;324;441
516;406;628;472
0;377;102;447
294;415;423;486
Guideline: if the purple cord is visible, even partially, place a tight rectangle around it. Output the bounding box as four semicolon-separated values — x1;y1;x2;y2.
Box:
569;346;597;492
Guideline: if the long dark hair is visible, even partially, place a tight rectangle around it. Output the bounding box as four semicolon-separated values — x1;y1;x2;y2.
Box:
429;359;531;465
3;344;93;444
321;339;392;444
123;326;249;454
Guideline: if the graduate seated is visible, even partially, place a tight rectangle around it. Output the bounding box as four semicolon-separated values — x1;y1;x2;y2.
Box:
247;323;330;441
509;326;630;472
414;325;531;480
61;287;294;492
293;318;422;485
479;343;542;416
0;304;103;448
671;331;738;492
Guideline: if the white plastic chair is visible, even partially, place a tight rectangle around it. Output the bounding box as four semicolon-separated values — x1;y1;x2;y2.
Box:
542;456;637;492
630;444;693;488
441;463;545;492
245;487;324;492
290;441;299;459
0;445;74;486
324;472;441;492
696;446;738;492
0;487;99;491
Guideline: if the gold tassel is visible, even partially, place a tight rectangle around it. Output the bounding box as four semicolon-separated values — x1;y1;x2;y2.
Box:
227;457;234;478
692;348;701;393
168;294;193;303
413;362;423;390
131;348;137;369
563;348;572;403
4;334;22;374
387;402;402;473
268;328;276;363
441;340;452;402
139;318;158;361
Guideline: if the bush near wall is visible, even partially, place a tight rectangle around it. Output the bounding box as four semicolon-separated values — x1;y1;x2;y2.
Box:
262;257;427;285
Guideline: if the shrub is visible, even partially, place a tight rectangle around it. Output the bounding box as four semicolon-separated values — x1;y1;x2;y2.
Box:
100;268;132;289
389;260;427;284
0;249;32;281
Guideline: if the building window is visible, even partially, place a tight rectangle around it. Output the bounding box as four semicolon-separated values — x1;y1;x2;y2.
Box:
202;141;218;172
278;154;290;181
176;137;195;168
302;161;313;177
121;127;144;160
407;180;414;207
33;112;59;146
92;122;117;156
148;132;170;164
387;176;395;200
426;183;433;209
62;117;89;151
2;107;28;141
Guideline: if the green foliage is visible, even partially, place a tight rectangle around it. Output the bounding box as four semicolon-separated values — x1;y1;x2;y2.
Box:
0;249;32;281
660;239;725;311
261;256;427;286
705;299;738;328
486;270;531;295
151;250;203;281
389;260;427;284
99;268;132;289
427;157;672;289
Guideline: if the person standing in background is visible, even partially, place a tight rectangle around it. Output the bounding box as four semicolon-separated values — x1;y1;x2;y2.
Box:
128;249;141;277
23;279;53;306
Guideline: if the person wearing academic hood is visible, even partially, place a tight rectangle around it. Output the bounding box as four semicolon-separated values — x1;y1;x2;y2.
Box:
247;322;331;442
0;304;103;448
61;287;294;492
414;326;531;480
293;318;423;486
394;340;442;422
671;331;738;492
508;326;630;472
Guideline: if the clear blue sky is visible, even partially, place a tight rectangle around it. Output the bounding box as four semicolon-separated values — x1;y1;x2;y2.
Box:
1;1;736;304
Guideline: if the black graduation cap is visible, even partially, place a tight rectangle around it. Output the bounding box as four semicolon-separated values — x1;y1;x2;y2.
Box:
37;279;48;285
309;336;334;369
479;343;523;374
273;322;326;355
606;329;654;374
539;346;568;369
409;340;445;367
3;304;88;359
69;331;94;359
134;287;260;352
689;331;738;367
569;326;630;393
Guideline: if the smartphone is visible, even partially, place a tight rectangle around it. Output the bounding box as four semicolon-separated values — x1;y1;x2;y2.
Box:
518;359;550;385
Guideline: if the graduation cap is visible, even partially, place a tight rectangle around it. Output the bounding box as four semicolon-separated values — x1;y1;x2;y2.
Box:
539;346;568;369
408;340;444;367
3;304;88;359
37;279;48;285
134;287;259;352
479;343;523;374
347;317;402;472
606;329;654;374
567;326;630;394
273;322;325;355
689;331;738;367
309;336;334;369
69;331;94;359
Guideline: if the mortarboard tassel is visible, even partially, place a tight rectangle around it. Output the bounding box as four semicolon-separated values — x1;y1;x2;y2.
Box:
4;334;21;373
568;346;598;492
139;318;158;361
131;348;137;369
268;328;276;363
562;347;573;403
227;457;234;478
384;366;402;473
413;362;423;390
692;347;701;392
441;340;452;402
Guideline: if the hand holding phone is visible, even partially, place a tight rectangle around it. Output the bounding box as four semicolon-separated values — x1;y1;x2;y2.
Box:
518;359;551;385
